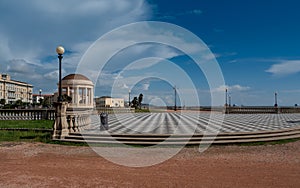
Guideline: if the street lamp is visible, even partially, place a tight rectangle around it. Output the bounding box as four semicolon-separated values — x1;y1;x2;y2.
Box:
225;88;228;107
56;46;65;102
39;89;42;104
173;86;177;111
129;90;131;107
274;92;278;107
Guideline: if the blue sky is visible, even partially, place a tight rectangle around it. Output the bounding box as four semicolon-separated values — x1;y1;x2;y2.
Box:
0;0;300;106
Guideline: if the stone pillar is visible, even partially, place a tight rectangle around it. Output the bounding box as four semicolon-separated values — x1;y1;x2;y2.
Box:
88;88;91;105
85;88;88;105
52;102;69;139
76;87;79;106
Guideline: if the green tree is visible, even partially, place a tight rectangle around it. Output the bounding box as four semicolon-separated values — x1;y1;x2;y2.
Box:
0;99;5;106
131;97;138;109
14;99;23;108
138;93;143;109
62;94;72;103
42;97;51;108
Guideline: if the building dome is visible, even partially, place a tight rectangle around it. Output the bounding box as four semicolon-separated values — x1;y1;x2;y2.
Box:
61;74;93;87
62;74;91;81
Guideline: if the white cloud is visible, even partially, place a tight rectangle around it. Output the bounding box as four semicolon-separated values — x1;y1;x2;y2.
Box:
122;84;129;89
229;60;238;63
44;70;59;80
281;89;300;93
158;9;202;20
187;9;203;15
0;0;151;58
76;21;212;84
266;60;300;76
142;83;150;91
0;0;152;93
230;85;251;91
213;85;250;93
7;59;36;74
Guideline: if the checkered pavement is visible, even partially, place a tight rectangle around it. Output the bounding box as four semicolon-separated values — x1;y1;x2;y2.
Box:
86;112;300;134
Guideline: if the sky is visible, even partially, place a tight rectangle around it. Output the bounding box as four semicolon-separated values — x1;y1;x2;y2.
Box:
0;0;300;106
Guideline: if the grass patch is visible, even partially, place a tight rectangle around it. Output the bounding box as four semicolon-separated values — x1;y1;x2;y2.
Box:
0;120;54;129
46;139;89;146
0;130;51;143
0;120;53;144
135;109;150;113
0;130;89;146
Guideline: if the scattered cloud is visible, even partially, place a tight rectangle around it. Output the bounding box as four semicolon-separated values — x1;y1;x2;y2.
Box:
281;89;300;93
7;59;36;74
230;85;251;91
76;21;212;87
155;9;202;20
213;28;224;33
214;52;237;59
229;60;238;63
213;85;251;93
44;69;66;81
183;9;203;15
266;60;300;76
122;84;129;89
142;83;150;91
0;0;152;93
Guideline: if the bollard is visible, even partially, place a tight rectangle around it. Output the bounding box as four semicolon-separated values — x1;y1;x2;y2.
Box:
100;113;109;130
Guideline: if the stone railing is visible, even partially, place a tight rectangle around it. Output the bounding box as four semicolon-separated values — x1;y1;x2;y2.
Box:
53;102;95;139
224;106;300;114
96;107;135;114
66;110;93;133
0;109;55;120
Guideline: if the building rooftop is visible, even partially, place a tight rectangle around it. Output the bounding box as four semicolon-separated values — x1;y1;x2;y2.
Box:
62;74;91;81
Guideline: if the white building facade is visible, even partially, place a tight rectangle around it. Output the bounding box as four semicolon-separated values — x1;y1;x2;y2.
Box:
95;97;124;108
0;74;33;104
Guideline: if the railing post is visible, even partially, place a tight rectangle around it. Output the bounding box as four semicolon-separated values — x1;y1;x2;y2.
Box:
52;102;69;139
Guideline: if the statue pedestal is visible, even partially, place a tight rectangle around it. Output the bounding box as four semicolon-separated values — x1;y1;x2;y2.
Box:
52;102;69;139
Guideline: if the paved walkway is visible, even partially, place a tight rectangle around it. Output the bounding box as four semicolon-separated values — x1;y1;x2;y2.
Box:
85;112;300;134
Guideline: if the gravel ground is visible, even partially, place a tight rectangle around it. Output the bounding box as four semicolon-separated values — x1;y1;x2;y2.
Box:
0;141;300;188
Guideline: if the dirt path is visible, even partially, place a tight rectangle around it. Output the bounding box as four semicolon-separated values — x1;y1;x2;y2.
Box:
0;141;300;188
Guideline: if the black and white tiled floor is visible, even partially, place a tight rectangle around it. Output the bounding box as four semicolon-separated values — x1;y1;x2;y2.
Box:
85;112;300;134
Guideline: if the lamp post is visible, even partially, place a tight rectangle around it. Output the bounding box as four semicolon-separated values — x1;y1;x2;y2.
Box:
56;46;65;102
39;89;42;104
129;90;131;107
225;88;228;107
3;79;6;104
173;86;177;111
274;92;278;107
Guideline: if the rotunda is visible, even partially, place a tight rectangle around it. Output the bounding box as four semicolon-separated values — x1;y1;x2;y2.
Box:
59;74;94;109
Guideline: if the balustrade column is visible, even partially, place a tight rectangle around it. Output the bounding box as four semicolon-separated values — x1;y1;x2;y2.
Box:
76;87;79;106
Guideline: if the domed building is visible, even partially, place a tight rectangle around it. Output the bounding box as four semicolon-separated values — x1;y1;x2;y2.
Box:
57;74;94;109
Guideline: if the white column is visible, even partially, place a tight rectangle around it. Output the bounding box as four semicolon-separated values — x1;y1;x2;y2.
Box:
85;87;88;105
76;87;79;106
91;87;94;107
88;88;91;105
